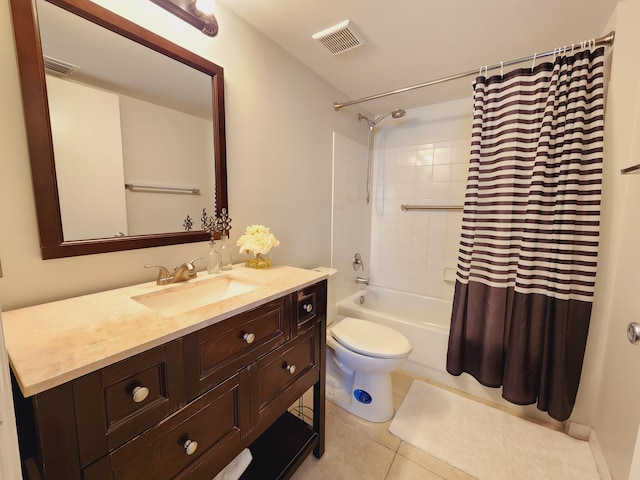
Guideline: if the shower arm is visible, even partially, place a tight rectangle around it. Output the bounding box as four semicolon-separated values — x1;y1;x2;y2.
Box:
359;109;406;204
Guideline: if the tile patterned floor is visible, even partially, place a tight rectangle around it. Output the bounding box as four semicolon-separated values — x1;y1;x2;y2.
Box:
290;371;477;480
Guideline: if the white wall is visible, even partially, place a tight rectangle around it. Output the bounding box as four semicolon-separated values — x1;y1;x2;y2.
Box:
0;0;368;311
369;99;472;299
0;311;21;480
119;94;215;236
573;1;640;478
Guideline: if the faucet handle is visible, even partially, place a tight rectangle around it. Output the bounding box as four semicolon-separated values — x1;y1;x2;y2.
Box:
185;256;205;278
188;256;205;268
144;264;173;285
353;253;365;271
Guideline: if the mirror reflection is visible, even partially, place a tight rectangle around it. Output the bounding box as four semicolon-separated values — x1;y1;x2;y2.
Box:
37;0;215;241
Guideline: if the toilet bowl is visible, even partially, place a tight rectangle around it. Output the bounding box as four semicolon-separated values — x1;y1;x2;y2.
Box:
326;316;411;423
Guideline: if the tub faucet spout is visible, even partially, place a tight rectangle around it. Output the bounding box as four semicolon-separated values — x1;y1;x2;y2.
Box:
355;276;369;286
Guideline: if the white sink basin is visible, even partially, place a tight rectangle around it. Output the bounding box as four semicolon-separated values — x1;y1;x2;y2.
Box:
132;275;260;316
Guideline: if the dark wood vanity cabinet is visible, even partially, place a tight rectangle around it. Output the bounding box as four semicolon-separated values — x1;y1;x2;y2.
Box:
14;280;327;480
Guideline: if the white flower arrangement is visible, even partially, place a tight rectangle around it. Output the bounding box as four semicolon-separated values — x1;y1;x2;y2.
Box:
236;224;280;256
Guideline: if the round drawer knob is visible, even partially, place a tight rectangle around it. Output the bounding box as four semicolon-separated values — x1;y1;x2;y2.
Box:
132;386;149;403
285;364;296;375
184;439;198;456
303;304;313;313
243;333;256;344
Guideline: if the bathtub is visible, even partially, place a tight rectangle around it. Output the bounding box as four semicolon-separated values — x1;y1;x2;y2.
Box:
335;286;562;424
335;286;452;382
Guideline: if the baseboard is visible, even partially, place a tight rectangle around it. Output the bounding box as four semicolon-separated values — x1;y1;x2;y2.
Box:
576;424;612;480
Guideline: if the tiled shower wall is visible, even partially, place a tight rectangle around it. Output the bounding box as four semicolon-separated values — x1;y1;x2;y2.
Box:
369;98;473;300
331;98;473;303
331;132;371;305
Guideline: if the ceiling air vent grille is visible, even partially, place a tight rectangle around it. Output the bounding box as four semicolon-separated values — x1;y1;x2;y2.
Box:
312;20;367;55
43;55;80;76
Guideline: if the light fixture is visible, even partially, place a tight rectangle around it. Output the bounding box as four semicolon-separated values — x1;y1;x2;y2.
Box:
193;0;215;15
150;0;219;37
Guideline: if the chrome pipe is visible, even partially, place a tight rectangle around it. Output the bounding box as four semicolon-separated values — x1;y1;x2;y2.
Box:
125;183;200;194
401;204;463;211
334;31;615;110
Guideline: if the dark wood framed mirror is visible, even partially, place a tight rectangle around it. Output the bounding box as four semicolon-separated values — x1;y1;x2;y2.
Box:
10;0;227;259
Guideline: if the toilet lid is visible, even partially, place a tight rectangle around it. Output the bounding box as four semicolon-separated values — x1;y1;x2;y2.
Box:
330;317;412;359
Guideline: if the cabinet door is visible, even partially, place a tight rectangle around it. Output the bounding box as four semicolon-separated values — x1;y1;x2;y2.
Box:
184;297;290;399
84;369;250;480
251;325;320;430
47;74;129;240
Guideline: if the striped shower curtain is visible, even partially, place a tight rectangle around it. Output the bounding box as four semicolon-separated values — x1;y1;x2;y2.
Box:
446;47;605;421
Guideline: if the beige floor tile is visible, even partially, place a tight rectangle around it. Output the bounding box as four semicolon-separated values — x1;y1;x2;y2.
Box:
290;415;395;480
391;370;422;398
397;442;476;480
393;392;404;411
328;401;402;452
385;454;447;480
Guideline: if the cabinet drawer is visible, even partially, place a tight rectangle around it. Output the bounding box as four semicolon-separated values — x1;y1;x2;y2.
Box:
84;370;250;480
292;280;327;336
184;297;290;398
74;341;185;466
252;326;320;428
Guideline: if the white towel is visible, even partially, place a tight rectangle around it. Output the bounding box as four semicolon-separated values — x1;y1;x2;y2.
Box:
212;448;252;480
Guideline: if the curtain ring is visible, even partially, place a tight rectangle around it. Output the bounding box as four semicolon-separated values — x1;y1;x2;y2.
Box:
478;65;487;77
531;53;537;72
553;47;559;62
500;61;504;78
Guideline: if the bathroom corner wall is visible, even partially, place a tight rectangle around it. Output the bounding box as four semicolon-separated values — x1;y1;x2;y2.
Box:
331;132;371;305
369;99;473;300
574;1;640;478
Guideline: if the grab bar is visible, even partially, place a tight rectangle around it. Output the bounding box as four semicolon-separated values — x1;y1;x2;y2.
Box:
621;164;640;174
125;183;200;195
401;203;463;211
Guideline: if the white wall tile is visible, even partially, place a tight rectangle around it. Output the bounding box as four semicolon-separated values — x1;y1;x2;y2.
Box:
368;99;472;300
331;133;371;303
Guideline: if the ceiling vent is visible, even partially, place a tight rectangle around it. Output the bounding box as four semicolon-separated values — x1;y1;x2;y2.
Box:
312;20;367;55
43;55;80;76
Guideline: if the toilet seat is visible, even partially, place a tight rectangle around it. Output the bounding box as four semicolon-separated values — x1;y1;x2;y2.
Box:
330;317;412;359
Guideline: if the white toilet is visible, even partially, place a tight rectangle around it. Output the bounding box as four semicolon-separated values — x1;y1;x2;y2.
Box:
312;267;412;423
326;317;412;422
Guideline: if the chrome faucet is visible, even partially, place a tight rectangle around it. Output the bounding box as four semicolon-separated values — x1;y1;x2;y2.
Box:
145;257;203;285
355;276;369;286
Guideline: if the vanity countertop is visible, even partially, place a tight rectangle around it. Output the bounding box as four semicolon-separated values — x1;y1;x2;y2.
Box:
2;265;327;397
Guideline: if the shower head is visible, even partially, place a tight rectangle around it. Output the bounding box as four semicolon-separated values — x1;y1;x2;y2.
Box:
370;108;406;126
358;109;406;128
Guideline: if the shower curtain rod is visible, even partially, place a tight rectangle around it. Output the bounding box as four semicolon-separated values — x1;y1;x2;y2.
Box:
333;31;615;110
